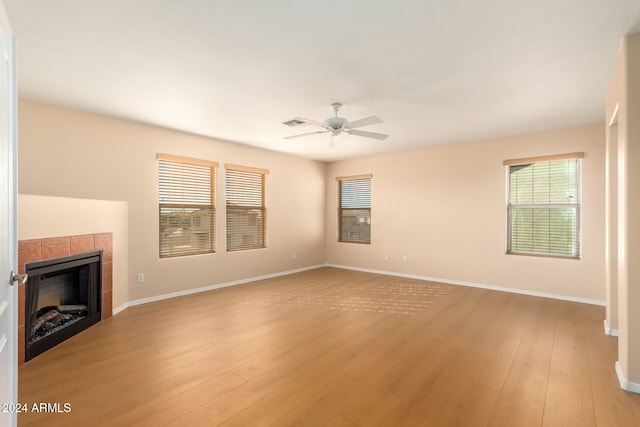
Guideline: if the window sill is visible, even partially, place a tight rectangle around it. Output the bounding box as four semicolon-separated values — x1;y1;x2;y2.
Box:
506;251;580;260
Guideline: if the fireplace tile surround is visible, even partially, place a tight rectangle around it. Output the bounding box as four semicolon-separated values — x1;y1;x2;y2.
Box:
18;233;113;366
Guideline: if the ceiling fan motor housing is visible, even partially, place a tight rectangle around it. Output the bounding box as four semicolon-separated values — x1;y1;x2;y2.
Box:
324;116;348;131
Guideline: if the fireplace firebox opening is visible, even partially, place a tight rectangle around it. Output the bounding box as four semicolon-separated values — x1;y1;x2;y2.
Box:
24;251;102;361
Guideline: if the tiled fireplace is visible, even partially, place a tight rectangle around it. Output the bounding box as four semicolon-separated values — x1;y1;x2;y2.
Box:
18;233;113;366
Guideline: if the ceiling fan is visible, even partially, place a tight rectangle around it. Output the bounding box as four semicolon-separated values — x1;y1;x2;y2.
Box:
283;103;388;144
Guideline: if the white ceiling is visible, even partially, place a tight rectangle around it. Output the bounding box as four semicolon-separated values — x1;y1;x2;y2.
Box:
4;1;640;162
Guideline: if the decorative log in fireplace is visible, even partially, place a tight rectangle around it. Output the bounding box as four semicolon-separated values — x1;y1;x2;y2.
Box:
24;251;102;361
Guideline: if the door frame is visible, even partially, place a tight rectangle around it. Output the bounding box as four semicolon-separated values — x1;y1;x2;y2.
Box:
0;0;18;425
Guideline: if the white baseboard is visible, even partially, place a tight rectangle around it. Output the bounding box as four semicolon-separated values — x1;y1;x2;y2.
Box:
112;264;327;316
326;264;606;306
112;262;605;316
615;361;640;394
604;319;619;337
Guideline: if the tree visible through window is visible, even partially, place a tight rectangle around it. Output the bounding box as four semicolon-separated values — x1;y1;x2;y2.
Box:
505;153;582;258
158;154;217;258
338;175;372;244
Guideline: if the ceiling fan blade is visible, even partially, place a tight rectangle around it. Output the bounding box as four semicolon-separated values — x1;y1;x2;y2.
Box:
346;116;383;129
346;129;389;140
295;117;329;128
283;130;330;140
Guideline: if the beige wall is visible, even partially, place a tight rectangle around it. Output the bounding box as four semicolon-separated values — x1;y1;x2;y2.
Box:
626;32;640;388
626;33;640;387
18;100;608;307
607;33;640;387
18;100;327;306
605;120;619;333
17;194;129;309
605;35;626;336
326;124;605;302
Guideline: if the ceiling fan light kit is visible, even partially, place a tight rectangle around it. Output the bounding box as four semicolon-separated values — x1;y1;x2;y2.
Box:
283;103;389;143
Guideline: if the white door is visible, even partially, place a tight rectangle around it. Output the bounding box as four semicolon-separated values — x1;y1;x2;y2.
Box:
0;1;17;426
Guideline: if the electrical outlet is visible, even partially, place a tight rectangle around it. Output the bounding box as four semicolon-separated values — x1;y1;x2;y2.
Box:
402;255;408;263
384;254;389;261
292;252;297;260
137;273;144;284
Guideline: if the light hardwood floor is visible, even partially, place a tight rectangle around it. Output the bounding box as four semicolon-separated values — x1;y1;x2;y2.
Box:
18;267;640;426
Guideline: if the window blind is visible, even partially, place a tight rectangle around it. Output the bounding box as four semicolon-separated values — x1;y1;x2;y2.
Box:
158;154;217;258
506;156;581;258
226;164;268;251
338;175;372;244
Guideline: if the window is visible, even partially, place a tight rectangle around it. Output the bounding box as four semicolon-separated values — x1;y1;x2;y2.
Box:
505;152;583;258
226;164;268;251
337;174;372;244
157;154;217;258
